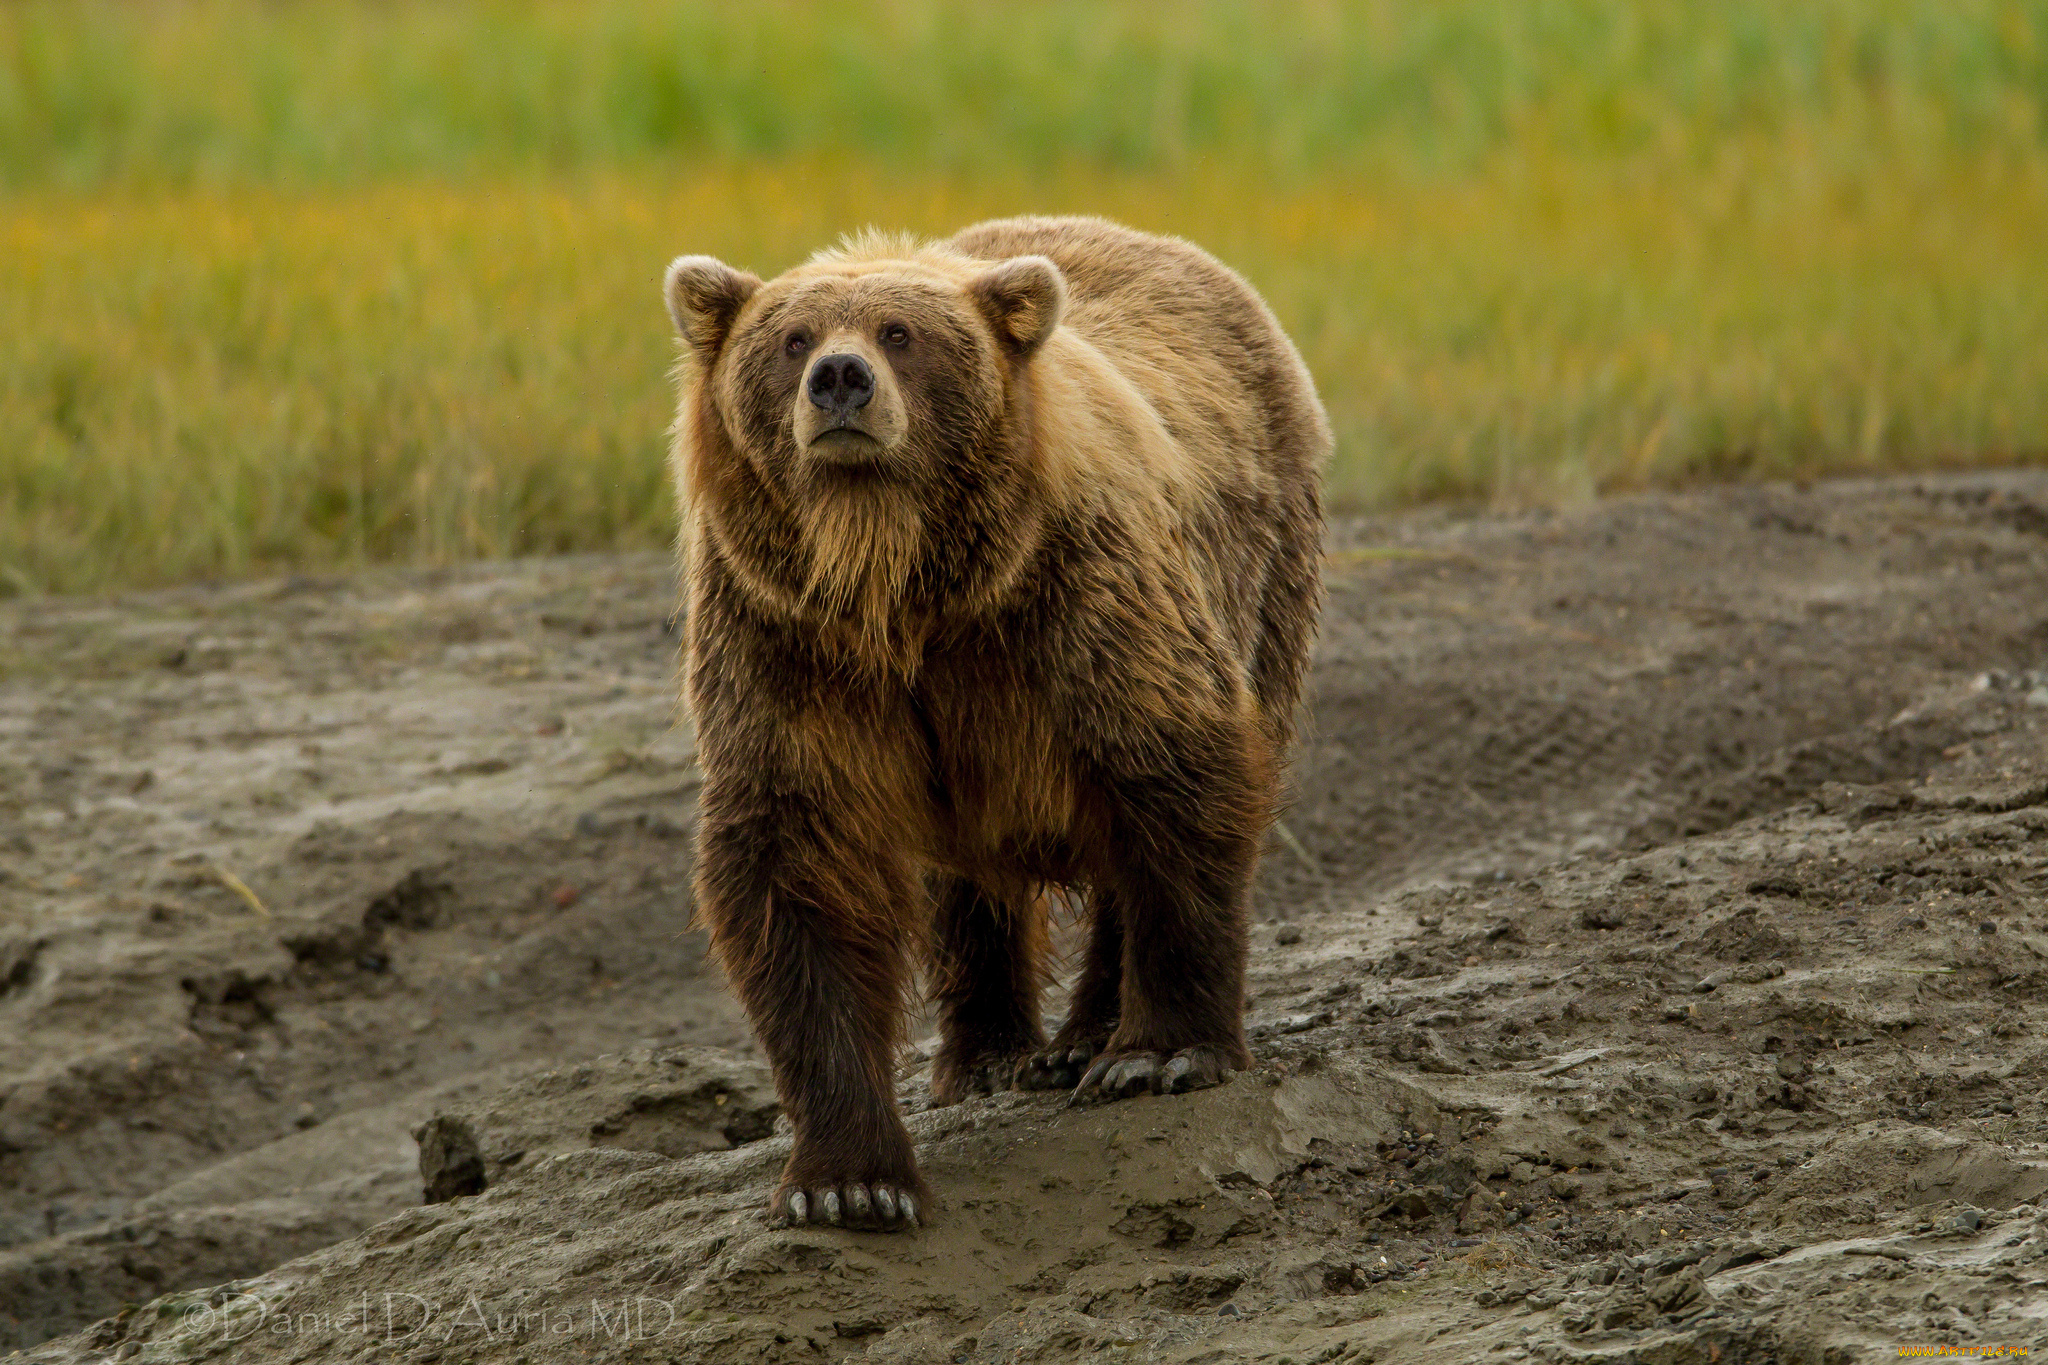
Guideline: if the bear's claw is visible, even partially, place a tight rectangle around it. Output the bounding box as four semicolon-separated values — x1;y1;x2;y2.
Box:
1016;1040;1102;1091
1067;1045;1238;1105
773;1181;920;1231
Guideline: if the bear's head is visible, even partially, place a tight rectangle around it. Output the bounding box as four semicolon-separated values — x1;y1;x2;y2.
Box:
664;236;1069;645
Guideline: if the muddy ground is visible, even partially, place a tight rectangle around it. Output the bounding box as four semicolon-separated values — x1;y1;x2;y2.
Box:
4;472;2047;1364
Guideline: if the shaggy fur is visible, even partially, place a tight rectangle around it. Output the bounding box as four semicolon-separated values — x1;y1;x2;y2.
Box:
664;216;1328;1230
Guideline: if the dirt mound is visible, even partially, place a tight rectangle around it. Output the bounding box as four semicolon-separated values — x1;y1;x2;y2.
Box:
5;473;2048;1361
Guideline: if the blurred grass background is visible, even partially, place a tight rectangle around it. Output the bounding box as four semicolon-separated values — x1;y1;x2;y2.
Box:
4;0;2047;594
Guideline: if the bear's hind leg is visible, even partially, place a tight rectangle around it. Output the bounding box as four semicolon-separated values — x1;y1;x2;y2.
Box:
1070;726;1267;1100
1017;888;1123;1089
929;877;1048;1103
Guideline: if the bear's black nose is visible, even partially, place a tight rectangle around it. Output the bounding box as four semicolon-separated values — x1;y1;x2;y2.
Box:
807;353;875;415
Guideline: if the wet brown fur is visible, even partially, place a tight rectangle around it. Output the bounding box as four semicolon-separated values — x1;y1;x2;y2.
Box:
665;216;1328;1224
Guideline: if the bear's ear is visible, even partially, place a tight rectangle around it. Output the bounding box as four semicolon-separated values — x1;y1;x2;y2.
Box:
664;256;763;362
969;256;1067;358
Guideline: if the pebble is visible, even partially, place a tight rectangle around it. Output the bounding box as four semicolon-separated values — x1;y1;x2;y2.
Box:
1950;1207;1983;1233
1274;925;1302;945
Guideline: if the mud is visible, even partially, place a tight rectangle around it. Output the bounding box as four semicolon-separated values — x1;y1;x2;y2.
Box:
4;473;2047;1363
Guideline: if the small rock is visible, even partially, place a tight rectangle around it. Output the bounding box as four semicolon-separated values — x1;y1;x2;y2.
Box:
1579;904;1626;931
1374;1188;1436;1220
1949;1207;1983;1233
1646;1267;1708;1317
1217;1303;1239;1318
551;885;581;908
1274;925;1302;945
1549;1174;1582;1201
1618;1213;1665;1250
1978;920;1998;934
413;1115;487;1202
2025;685;2048;707
573;811;606;838
1458;1184;1507;1234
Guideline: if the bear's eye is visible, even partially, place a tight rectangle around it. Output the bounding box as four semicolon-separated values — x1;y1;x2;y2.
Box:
880;323;910;348
784;331;810;357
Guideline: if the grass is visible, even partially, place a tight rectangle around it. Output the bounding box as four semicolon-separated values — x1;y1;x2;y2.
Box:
4;0;2048;594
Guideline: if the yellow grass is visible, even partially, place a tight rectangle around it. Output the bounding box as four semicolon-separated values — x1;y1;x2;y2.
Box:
4;1;2048;593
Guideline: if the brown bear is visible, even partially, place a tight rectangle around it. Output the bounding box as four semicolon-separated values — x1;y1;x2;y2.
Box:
663;215;1327;1231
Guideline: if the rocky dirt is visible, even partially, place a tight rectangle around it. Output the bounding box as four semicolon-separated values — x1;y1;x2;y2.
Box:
4;472;2048;1364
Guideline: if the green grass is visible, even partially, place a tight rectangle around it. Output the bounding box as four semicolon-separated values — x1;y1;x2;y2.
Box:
4;1;2048;594
8;0;2046;187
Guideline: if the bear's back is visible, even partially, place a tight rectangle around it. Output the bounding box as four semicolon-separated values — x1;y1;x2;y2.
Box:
946;216;1328;503
946;217;1327;740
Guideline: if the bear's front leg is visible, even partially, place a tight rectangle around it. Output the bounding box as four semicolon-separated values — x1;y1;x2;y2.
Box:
1069;721;1269;1101
694;799;928;1230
